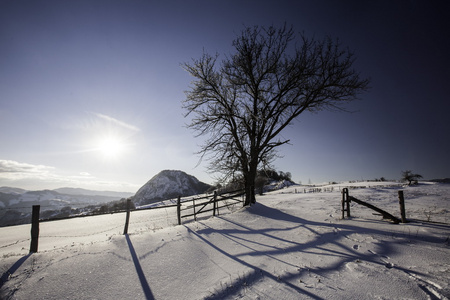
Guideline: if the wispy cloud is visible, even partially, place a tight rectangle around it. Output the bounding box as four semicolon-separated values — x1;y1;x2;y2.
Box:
0;160;63;185
93;113;141;132
0;160;54;175
0;160;139;192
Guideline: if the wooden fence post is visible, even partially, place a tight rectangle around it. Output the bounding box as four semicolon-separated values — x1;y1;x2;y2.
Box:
193;198;197;221
123;199;131;235
346;189;351;218
177;196;181;225
398;190;407;223
341;188;350;219
213;191;217;217
30;205;40;253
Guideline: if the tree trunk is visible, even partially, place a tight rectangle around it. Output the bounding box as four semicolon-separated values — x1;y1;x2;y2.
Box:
244;181;255;206
243;161;257;206
244;184;252;206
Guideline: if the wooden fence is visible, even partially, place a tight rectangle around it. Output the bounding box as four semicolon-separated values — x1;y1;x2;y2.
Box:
176;189;245;225
107;189;246;235
27;190;245;252
341;188;406;224
22;187;409;253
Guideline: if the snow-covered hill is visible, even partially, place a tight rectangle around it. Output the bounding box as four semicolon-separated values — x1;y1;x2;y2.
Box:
53;188;133;198
0;181;449;299
0;189;132;210
0;187;28;194
133;170;211;206
0;189;133;227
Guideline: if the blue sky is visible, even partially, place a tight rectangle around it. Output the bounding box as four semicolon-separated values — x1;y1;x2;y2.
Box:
1;0;449;192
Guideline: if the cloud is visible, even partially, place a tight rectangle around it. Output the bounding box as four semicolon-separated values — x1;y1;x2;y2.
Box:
0;160;63;186
0;160;139;192
93;113;141;132
0;160;54;174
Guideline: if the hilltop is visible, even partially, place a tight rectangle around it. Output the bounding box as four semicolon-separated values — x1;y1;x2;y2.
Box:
133;170;211;206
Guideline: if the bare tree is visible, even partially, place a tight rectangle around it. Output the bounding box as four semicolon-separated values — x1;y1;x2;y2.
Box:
183;25;370;206
401;170;423;185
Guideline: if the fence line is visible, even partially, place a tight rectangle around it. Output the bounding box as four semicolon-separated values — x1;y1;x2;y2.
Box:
39;224;124;238
177;189;245;225
3;196;183;252
3;185;412;253
0;238;31;249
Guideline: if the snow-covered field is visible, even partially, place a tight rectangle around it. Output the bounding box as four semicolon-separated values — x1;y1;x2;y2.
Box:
1;182;449;299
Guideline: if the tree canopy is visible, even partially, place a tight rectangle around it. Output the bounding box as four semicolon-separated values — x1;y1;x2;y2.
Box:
401;170;423;185
183;25;370;206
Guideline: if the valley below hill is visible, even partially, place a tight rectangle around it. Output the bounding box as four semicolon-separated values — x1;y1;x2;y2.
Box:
0;169;211;227
0;188;133;227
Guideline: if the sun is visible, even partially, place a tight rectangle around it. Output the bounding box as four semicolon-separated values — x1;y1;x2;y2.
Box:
97;136;125;159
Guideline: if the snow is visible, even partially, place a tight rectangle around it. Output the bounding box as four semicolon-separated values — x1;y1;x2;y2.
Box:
7;199;20;206
1;182;449;299
134;170;210;206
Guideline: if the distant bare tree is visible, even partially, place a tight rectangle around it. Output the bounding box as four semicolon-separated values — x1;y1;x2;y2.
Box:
183;25;370;206
401;170;423;185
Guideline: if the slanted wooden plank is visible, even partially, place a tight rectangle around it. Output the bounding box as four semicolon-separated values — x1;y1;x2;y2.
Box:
348;196;400;224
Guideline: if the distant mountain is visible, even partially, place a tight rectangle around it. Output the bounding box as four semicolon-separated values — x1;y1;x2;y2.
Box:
429;178;450;184
53;187;133;198
0;188;131;227
133;170;211;206
0;189;125;210
0;186;28;194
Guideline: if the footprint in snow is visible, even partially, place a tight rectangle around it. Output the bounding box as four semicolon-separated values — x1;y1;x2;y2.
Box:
368;249;394;268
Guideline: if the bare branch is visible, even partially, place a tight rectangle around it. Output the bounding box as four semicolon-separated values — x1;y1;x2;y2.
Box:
182;25;370;205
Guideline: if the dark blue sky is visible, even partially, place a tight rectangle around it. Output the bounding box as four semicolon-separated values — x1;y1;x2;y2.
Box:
0;0;449;191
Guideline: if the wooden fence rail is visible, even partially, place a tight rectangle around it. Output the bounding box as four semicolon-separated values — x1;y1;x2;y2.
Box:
177;189;245;225
341;188;403;224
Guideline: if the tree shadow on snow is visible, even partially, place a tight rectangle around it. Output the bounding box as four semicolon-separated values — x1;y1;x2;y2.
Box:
125;234;155;300
189;202;448;299
186;226;322;300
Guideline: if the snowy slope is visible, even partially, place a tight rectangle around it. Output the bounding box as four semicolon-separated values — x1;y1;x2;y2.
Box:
53;187;133;198
133;170;211;206
0;182;449;299
0;190;127;210
0;189;132;227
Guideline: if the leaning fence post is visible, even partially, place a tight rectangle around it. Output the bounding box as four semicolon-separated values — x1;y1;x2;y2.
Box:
30;205;40;253
123;199;131;235
213;191;217;217
398;190;407;223
177;196;181;225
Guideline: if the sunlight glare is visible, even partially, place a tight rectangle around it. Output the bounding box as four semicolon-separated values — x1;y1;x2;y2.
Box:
97;136;125;159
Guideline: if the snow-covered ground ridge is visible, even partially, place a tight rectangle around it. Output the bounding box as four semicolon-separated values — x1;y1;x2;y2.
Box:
1;181;449;299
